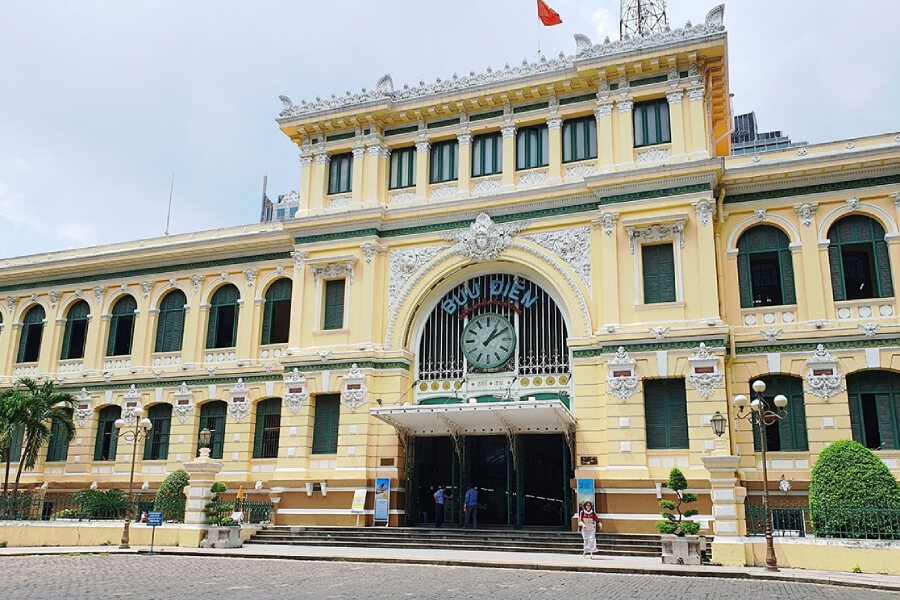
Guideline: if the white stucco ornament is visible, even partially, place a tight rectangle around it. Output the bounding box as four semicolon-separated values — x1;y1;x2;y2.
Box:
686;343;723;399
284;368;309;414
121;385;143;423
173;382;195;424
228;378;251;421
606;346;640;400
341;363;368;412
443;213;522;262
804;344;843;400
74;388;93;427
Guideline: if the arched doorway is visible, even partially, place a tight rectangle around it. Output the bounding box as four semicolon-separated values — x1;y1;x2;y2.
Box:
381;272;575;529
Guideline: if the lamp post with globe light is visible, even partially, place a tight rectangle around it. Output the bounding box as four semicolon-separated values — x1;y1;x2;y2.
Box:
114;408;152;549
731;379;788;572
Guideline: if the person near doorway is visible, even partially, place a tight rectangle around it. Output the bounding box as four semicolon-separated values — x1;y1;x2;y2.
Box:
434;485;452;528
464;484;478;529
578;501;602;558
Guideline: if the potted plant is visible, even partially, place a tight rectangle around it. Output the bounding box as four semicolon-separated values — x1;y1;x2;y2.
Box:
201;482;242;548
656;468;702;565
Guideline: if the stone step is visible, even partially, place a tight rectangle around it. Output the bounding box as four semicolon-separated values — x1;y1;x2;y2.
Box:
243;539;661;556
249;533;658;549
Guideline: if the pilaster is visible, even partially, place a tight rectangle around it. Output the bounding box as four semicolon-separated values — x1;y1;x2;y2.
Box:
686;85;708;158
288;250;307;351
794;202;825;322
297;143;313;215
415;136;430;201
309;146;330;212
615;95;635;166
692;198;719;319
594;101;615;171
666;89;687;157
457;129;472;195
501;125;516;188
351;141;366;207
363;133;387;206
547;116;563;181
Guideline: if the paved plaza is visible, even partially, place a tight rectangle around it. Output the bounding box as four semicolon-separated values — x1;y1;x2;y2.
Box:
2;555;898;599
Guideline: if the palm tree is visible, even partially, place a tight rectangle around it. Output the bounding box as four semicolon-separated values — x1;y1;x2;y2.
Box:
9;378;77;499
0;388;26;497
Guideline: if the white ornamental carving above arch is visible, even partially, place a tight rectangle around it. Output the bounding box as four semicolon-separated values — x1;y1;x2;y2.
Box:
606;347;640;400
341;363;367;412
121;385;144;423
442;213;522;262
388;245;451;312
385;241;593;349
521;226;591;293
283;368;309;414
228;378;251;421
172;382;195;424
74;388;93;427
804;344;843;400
686;343;723;399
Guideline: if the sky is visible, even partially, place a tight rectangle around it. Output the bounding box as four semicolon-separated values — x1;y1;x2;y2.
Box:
1;1;898;259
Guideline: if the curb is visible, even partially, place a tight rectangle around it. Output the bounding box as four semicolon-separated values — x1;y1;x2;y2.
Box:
141;548;900;593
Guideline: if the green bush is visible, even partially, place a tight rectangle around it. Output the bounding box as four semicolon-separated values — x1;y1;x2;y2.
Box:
203;482;235;526
809;440;900;537
153;469;189;521
75;489;129;520
656;468;700;536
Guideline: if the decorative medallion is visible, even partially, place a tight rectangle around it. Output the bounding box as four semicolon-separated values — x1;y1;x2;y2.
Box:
121;385;143;423
283;368;309;414
597;212;619;236
804;344;843;400
173;382;195;424
794;202;818;228
443;213;522;263
846;197;860;212
74;388;92;427
761;328;783;342
686;343;723;399
360;241;385;265
243;269;258;288
693;198;715;226
228;378;251;421
606;346;639;400
649;326;670;341
140;281;153;299
190;274;204;294
341;363;368;412
859;323;880;337
522;227;591;290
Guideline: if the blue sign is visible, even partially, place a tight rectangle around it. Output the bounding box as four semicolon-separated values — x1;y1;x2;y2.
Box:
576;478;596;507
374;478;390;522
147;511;164;527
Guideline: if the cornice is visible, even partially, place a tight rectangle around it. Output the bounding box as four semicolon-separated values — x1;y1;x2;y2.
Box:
573;338;726;357
723;168;900;205
276;8;726;123
736;335;900;355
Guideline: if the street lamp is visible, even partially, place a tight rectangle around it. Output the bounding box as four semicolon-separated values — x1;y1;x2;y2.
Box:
733;379;788;572
198;427;212;459
114;407;152;549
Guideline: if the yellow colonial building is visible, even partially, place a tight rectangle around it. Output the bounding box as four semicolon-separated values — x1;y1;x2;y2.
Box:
1;4;899;559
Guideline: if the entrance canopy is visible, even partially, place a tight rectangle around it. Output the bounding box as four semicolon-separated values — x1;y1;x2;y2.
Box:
371;399;575;437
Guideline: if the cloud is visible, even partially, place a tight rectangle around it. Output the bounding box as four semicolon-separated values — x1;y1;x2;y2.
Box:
56;221;96;247
591;8;615;41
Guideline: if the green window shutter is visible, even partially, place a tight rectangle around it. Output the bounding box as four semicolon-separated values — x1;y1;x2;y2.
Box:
666;382;689;448
46;416;71;463
312;394;341;454
827;243;846;301
779;248;797;305
642;244;675;304
848;392;864;445
205;309;217;348
261;298;275;345
874;393;897;450
252;398;282;459
61;318;73;360
737;251;753;308
323;279;346;330
18;306;45;363
155;291;186;353
874;238;894;298
199;401;227;459
644;379;687;449
144;404;172;460
16;327;28;363
106;313;119;356
8;424;24;463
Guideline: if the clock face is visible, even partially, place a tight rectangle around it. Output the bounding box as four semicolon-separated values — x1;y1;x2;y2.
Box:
461;313;516;370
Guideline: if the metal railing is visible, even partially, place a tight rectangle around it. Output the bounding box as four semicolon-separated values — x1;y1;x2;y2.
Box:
0;494;185;523
746;500;900;540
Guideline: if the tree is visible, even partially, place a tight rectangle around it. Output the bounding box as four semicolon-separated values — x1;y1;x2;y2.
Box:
154;469;190;521
0;388;26;497
809;439;900;537
9;378;77;498
656;468;700;536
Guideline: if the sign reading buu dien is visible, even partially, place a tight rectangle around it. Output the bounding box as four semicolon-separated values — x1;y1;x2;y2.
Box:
441;277;541;317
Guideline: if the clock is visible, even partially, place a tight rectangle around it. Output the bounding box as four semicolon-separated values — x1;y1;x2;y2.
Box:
461;313;516;370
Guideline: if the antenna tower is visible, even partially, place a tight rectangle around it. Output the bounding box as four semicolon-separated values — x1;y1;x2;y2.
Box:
620;0;669;39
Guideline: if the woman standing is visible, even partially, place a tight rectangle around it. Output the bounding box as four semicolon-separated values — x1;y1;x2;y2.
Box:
578;501;602;558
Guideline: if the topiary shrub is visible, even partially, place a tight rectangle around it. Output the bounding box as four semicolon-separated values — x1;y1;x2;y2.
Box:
809;439;900;538
154;469;189;522
656;468;700;536
204;482;234;526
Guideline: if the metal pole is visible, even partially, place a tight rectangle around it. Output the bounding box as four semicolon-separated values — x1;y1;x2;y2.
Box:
120;425;139;549
756;398;778;572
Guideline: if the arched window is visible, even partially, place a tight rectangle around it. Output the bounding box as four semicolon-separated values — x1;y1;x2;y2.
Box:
847;371;900;450
261;279;292;345
198;401;227;459
17;305;45;363
827;215;893;301
94;405;121;461
107;295;137;356
61;300;90;360
143;404;172;460
737;225;796;308
752;375;808;452
46;408;74;462
253;398;282;459
155;290;187;353
206;285;240;349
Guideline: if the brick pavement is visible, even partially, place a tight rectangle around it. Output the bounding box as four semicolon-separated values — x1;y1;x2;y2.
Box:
2;555;899;600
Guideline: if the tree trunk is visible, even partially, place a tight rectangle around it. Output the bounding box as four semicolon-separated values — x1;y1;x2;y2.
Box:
3;449;10;496
11;431;35;498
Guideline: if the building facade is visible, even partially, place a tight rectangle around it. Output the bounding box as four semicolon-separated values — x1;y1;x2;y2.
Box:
1;5;899;540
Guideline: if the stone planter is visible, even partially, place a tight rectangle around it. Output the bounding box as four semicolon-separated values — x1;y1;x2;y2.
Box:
200;525;242;549
660;534;702;565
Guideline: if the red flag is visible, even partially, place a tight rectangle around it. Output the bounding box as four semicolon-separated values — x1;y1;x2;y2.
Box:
537;0;562;26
